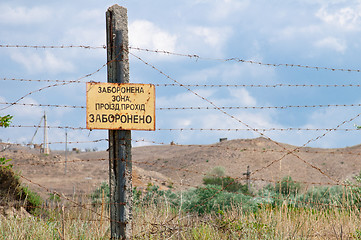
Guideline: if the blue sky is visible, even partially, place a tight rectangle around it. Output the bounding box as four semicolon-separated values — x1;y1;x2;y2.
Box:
1;0;361;150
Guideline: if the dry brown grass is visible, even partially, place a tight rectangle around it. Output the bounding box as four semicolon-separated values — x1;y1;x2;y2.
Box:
1;193;361;239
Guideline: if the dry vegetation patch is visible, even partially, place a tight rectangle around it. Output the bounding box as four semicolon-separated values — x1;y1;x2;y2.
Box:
0;166;41;217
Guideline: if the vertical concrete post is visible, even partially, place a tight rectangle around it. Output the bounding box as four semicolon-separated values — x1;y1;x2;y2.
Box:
43;111;50;154
106;5;132;239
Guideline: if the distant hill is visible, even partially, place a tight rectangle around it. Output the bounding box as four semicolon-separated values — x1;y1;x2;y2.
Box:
2;137;360;197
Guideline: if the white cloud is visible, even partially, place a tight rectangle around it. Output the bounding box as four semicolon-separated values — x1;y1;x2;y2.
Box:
220;63;276;84
314;37;347;53
157;89;216;108
0;4;52;25
61;9;105;47
274;25;320;41
213;0;250;20
229;88;257;106
77;9;103;23
63;28;105;46
183;26;232;56
157;87;269;130
180;62;276;86
180;68;220;84
316;6;361;31
129;20;177;51
10;50;75;74
2;97;43;121
189;26;232;48
193;0;250;21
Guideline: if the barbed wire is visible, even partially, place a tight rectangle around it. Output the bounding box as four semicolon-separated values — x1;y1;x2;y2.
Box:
6;124;361;132
133;160;349;187
0;51;128;112
1;174;350;203
18;174;111;221
0;139;167;149
157;104;361;110
178;167;352;220
2;59;356;189
5;77;361;89
139;170;352;191
47;139;108;145
0;44;106;49
1;46;359;208
129;51;347;185
10;157;353;189
4;78;361;88
0;82;74;111
155;83;361;88
250;110;361;178
3;44;361;233
4;101;361;110
134;184;352;240
12;158;108;167
7;145;361;168
0;64;107;112
0;102;85;109
0;77;91;84
0;179;352;213
157;128;361;131
7;125;88;130
2;43;360;73
1;158;357;235
3;137;361;155
129;47;361;73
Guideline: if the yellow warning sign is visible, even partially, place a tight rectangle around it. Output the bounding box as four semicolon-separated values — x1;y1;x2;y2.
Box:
86;82;155;130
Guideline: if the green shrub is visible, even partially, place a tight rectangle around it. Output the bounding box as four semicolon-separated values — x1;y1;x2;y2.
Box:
203;176;249;193
20;186;43;214
203;166;249;194
90;182;178;208
0;166;43;214
90;172;361;217
181;185;257;214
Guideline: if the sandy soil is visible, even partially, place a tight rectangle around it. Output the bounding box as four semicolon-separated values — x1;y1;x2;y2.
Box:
1;137;360;198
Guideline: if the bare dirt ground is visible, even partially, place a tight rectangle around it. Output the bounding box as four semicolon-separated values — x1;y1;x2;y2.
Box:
1;137;360;199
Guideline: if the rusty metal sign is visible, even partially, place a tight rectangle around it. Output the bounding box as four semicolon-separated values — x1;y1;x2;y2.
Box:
86;82;155;130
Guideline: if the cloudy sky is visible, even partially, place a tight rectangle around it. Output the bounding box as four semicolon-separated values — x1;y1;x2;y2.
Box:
1;0;361;150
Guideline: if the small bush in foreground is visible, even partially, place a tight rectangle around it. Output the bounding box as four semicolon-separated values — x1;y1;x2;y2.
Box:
0;166;42;214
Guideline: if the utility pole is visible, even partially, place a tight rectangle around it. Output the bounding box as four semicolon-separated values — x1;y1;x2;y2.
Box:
43;111;50;154
65;131;67;175
106;5;132;239
243;166;251;192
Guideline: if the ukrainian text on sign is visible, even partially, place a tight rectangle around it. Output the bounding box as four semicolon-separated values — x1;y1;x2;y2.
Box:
86;82;155;130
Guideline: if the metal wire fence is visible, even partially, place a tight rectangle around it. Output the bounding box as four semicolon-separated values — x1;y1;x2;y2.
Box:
1;44;361;237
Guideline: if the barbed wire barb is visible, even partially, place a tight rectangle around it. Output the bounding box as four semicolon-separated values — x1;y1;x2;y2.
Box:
129;46;361;73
